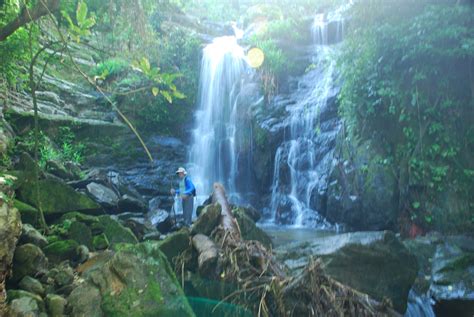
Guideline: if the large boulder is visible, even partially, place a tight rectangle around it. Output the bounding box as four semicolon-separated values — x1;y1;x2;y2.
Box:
275;231;417;313
430;236;474;316
10;244;48;284
86;182;120;209
158;228;191;264
68;242;195;317
324;144;399;231
17;179;102;217
232;207;272;248
0;203;22;313
98;215;138;246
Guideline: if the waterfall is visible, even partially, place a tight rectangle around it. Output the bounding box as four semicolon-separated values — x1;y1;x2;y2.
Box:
268;6;349;227
188;35;250;201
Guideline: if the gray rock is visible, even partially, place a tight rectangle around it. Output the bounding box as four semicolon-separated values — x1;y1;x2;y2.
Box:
45;294;67;317
148;209;172;233
430;236;474;314
12;244;48;283
18;276;45;296
67;284;102;317
46;160;76;180
118;194;146;213
86;182;119;208
20;224;48;248
9;297;40;317
275;231;417;313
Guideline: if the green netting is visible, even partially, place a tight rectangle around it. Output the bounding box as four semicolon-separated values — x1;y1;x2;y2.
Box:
187;297;253;317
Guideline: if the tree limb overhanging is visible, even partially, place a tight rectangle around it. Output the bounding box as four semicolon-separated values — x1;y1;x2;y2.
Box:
0;0;60;42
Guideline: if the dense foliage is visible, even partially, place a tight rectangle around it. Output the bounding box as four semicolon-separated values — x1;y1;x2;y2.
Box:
339;0;474;231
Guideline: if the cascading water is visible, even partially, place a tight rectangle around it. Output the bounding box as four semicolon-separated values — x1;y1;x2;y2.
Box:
269;6;349;227
188;35;251;202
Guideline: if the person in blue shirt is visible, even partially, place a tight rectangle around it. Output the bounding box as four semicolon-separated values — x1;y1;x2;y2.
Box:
170;167;196;226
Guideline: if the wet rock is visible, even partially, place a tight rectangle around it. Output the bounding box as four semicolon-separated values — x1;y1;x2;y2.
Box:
233;207;272;248
148;209;173;233
68;242;195;316
118;194;147;213
324;144;398;231
45;294;67;317
430;236;474;316
17;179;102;217
86;182;119;208
18;276;45;296
191;203;221;236
233;205;261;222
9;296;40;317
11;244;48;284
92;233;109;250
158;228;191;264
43;240;79;264
98;215;138;246
20;224;48;248
275;231;417;313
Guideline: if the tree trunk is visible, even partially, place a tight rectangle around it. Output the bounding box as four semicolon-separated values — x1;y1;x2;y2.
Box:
192;234;218;276
211;183;241;241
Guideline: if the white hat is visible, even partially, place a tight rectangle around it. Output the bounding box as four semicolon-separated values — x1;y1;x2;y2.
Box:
175;167;187;175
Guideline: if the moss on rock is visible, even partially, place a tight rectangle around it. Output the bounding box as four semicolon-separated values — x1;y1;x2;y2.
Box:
13;199;38;225
158;228;191;264
92;233;109;250
98;215;138;247
233;208;272;248
18;179;102;217
43;240;79;264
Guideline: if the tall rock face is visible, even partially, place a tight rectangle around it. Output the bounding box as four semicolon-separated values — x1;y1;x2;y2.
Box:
0;203;22;315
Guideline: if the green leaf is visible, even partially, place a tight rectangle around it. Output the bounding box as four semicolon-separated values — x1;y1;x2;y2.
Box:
76;1;88;26
172;91;186;99
152;87;159;96
61;11;74;28
412;201;421;209
161;90;172;103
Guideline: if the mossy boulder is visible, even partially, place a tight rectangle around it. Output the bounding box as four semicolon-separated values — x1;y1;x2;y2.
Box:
158;228;191;264
233;207;272;248
17;179;102;217
68;242;195;317
67;221;93;249
92;233;109;250
7;289;45;312
191;203;221;236
98;215;138;247
0;202;22;292
46;294;67;317
20;224;48;248
11;243;48;284
13;199;39;225
18;276;45;296
43;240;79;264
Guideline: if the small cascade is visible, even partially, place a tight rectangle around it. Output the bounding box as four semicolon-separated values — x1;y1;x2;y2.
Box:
269;5;349;227
405;290;436;317
188;35;251;202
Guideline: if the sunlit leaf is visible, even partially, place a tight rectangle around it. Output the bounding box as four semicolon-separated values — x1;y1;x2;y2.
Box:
76;1;88;27
152;87;159;96
161;90;172;103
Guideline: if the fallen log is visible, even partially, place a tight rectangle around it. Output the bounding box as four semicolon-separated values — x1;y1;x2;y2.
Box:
212;183;240;241
188;183;395;316
192;234;218;277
